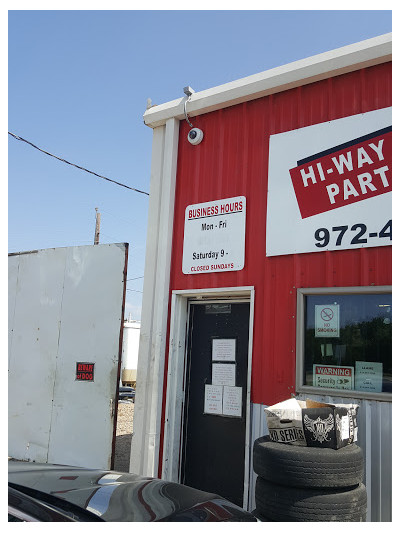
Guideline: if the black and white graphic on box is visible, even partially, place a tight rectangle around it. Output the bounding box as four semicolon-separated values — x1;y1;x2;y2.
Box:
304;414;335;443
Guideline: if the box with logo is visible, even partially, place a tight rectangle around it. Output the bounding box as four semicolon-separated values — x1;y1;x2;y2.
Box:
264;398;358;449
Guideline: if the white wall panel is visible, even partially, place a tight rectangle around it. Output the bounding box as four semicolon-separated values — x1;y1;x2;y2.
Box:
8;244;127;469
8;250;66;462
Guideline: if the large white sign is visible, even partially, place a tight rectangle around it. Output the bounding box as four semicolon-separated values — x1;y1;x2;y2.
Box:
266;108;392;256
182;196;246;274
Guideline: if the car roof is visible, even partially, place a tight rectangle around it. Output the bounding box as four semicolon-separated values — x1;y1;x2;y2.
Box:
8;461;254;522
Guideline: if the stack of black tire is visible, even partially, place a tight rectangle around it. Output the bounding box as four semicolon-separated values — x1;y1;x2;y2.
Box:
253;436;367;521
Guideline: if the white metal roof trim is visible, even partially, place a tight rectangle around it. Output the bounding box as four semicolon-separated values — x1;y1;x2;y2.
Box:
144;33;392;128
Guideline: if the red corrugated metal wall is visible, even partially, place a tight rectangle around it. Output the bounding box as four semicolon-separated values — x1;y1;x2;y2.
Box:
168;62;392;406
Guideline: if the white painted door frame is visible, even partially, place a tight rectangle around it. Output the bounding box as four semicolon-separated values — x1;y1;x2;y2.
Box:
162;286;255;510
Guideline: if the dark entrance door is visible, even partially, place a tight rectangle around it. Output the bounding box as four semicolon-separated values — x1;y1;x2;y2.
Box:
181;301;250;507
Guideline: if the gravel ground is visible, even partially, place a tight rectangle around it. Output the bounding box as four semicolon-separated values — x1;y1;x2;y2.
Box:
114;401;134;472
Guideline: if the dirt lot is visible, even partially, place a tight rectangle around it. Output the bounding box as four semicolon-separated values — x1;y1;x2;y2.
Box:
114;401;134;472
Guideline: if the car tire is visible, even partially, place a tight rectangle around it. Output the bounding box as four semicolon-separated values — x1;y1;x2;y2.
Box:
255;478;367;522
253;436;364;488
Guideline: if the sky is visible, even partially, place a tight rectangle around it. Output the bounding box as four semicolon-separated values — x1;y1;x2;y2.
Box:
7;7;393;321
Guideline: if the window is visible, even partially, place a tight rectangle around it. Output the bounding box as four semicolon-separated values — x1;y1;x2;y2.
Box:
296;287;392;399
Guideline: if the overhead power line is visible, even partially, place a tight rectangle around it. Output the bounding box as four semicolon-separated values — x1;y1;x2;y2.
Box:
8;132;149;196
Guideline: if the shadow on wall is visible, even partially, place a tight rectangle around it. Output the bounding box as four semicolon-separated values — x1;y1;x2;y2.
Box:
114;434;132;472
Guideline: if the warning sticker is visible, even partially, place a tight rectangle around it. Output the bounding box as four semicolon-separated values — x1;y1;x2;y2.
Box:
313;364;354;390
315;305;340;338
76;362;95;381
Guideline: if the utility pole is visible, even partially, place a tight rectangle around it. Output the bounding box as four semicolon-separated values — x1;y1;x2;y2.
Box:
94;208;101;245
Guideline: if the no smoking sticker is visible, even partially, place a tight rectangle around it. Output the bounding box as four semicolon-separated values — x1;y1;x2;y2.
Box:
315;305;340;338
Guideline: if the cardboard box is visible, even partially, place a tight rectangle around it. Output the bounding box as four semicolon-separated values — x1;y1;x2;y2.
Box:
264;398;358;449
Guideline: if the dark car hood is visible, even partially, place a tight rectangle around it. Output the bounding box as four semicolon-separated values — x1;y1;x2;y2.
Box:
8;461;255;522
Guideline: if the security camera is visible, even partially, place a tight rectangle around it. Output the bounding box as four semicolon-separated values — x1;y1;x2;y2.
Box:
188;128;204;145
183;86;195;97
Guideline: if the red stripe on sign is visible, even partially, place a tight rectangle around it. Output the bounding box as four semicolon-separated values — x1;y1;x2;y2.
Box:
289;130;392;218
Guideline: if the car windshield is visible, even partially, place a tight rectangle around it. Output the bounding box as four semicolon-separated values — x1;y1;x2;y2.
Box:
9;483;104;522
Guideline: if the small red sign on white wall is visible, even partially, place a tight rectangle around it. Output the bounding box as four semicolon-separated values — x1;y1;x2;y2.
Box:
266;107;392;256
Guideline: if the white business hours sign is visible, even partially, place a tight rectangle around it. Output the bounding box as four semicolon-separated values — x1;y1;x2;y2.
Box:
182;196;246;274
266;108;392;256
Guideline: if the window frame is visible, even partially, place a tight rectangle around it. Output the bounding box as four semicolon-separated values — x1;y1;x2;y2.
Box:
296;285;392;402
